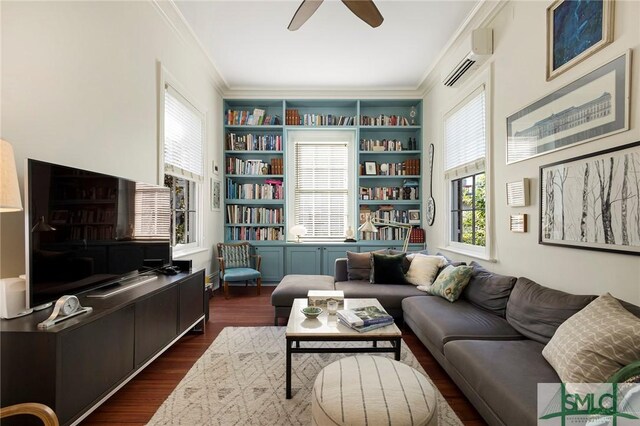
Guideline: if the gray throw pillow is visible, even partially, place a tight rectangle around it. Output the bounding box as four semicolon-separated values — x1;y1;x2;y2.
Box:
461;261;517;317
506;277;596;344
346;251;384;281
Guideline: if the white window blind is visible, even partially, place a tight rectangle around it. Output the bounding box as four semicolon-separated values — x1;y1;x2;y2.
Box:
294;142;348;240
164;84;204;181
444;86;486;179
134;183;171;239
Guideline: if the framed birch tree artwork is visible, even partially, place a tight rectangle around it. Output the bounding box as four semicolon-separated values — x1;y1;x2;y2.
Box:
539;141;640;255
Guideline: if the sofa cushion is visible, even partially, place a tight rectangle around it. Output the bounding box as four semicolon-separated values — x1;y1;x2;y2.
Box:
542;293;640;386
506;277;596;344
444;339;560;426
388;249;430;272
462;261;517;317
402;296;523;354
404;254;446;287
370;252;408;284
425;264;472;302
334;281;424;311
271;274;335;307
346;250;385;280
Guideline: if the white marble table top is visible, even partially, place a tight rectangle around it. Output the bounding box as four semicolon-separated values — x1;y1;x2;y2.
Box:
286;298;401;338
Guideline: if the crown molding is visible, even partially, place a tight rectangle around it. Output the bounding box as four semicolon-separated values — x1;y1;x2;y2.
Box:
151;0;228;95
223;88;424;99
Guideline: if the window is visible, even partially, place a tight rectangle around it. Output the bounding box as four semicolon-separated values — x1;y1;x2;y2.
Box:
288;131;355;241
444;85;488;254
162;83;204;250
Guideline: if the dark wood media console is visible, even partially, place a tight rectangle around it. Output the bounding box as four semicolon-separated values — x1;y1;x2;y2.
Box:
0;269;206;426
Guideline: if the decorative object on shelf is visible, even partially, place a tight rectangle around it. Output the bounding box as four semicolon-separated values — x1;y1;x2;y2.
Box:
408;210;421;225
0;278;32;319
358;216;413;252
211;178;221;211
506;178;530;207
0;140;23;212
508;50;629;164
37;295;93;329
547;0;614;80
426;143;436;226
290;224;307;243
364;161;377;175
510;214;528;233
344;226;356;243
288;0;383;31
409;106;417;125
539;140;640;255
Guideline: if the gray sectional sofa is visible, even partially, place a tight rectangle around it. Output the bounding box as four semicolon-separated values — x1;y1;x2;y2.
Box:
271;256;640;426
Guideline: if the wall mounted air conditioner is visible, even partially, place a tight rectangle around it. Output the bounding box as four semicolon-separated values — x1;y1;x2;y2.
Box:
442;28;493;88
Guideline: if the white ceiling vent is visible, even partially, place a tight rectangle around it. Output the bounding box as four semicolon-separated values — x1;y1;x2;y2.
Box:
442;28;493;88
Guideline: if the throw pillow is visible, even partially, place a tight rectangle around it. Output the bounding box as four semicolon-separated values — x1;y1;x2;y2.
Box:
346;251;383;281
542;293;640;386
461;261;517;317
370;253;408;284
426;264;473;302
404;254;447;287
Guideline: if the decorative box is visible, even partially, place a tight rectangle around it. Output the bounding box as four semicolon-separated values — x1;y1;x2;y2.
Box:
307;290;345;308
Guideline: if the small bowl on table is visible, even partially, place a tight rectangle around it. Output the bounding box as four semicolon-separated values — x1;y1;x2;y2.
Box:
301;306;323;319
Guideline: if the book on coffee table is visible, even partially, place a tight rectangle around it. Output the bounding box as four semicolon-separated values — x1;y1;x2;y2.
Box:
337;305;394;328
337;318;394;333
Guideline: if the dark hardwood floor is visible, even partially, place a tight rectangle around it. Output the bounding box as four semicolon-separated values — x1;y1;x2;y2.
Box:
83;286;486;425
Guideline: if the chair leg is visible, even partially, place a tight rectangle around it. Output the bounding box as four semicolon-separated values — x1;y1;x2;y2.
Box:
257;277;262;296
224;281;229;299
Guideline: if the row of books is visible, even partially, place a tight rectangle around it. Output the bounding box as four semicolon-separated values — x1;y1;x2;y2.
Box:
359;186;419;201
226;206;283;225
360;115;411;126
409;227;426;243
337;306;394;333
226;133;282;151
225;109;281;126
226;158;273;175
359;160;420;176
270;158;284;174
225;180;284;200
360;138;404;152
359;226;410;241
224;226;285;241
359;207;411;224
285;109;357;126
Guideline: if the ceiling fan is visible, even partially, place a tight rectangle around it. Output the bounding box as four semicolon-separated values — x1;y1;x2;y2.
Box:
288;0;384;31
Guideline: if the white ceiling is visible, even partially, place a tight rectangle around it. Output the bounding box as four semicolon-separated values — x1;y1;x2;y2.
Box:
174;0;478;91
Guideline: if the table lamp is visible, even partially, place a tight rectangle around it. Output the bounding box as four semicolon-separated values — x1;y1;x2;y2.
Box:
0;139;23;212
290;224;307;243
358;215;413;252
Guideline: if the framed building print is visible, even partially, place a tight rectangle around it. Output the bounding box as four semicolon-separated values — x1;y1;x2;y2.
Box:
507;50;629;164
211;178;221;211
547;0;614;80
539;141;640;255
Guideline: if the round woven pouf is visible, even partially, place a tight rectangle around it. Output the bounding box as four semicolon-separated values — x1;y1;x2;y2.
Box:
311;355;437;425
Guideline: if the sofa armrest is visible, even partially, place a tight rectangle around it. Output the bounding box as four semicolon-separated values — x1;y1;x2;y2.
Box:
335;258;348;282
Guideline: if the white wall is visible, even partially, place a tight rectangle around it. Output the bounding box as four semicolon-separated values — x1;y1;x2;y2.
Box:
0;1;224;278
423;1;640;303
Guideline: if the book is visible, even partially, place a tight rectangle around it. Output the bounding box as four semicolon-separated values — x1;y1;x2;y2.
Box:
337;318;394;333
337;305;393;327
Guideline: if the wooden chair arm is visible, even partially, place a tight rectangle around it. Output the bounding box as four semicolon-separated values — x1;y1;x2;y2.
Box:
0;403;59;426
217;257;225;274
251;254;262;272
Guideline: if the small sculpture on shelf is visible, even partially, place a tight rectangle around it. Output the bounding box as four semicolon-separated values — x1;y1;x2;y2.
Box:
344;226;356;243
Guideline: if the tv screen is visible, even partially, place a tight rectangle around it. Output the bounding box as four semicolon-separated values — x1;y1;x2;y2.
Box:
26;159;171;308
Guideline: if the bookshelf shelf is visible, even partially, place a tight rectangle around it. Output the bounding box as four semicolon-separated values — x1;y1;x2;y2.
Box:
224;150;284;154
225;199;284;205
224;125;283;130
359;175;421;179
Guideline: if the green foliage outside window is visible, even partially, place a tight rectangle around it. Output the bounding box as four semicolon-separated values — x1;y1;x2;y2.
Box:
457;173;486;247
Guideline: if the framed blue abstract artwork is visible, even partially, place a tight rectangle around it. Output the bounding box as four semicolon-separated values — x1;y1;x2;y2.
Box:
547;0;614;80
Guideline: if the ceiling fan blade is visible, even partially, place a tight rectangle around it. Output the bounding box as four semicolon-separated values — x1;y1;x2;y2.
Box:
342;0;383;28
288;0;324;31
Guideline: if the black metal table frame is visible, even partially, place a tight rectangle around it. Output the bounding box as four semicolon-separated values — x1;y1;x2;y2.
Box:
285;335;402;399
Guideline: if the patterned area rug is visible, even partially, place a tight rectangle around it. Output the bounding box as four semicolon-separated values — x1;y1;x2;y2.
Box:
148;327;463;425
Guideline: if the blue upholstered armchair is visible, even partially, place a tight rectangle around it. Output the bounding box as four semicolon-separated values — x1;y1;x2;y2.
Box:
217;242;262;298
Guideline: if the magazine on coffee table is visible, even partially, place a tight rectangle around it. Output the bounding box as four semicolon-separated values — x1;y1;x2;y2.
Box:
337;305;394;328
337;318;394;333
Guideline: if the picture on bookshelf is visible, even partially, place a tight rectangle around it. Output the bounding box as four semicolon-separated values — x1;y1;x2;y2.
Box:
364;161;377;175
211;178;221;211
408;210;421;224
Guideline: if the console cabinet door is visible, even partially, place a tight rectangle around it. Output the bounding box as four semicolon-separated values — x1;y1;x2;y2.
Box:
254;246;284;282
179;271;205;333
285;246;322;275
134;286;179;367
59;305;135;425
322;246;357;276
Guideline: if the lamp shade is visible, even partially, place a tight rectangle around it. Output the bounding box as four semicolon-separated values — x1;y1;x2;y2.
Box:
357;217;378;233
0;140;23;212
289;224;307;242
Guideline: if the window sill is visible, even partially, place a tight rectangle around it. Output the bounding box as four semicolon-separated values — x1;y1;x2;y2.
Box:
173;247;208;259
438;246;497;263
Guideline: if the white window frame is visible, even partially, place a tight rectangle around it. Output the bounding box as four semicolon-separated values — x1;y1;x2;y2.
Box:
442;70;493;260
286;129;356;242
158;66;206;255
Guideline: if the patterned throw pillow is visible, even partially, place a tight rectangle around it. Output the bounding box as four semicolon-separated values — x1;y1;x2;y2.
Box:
542;293;640;385
222;245;250;268
425;265;473;302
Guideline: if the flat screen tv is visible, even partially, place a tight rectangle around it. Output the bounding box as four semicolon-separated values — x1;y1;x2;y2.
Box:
26;159;171;308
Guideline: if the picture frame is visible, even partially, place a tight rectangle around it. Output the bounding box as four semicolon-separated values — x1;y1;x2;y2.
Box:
547;0;614;81
408;209;421;225
510;214;528;233
506;179;530;207
507;50;629;164
364;161;377;175
539;140;640;255
211;178;221;211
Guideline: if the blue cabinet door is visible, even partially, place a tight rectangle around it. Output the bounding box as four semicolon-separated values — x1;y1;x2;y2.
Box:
285;246;322;275
322;246;358;276
254;246;284;283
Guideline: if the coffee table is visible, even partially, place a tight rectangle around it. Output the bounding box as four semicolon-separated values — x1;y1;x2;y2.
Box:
285;298;402;399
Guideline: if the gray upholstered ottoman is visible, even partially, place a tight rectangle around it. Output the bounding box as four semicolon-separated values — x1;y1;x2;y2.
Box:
312;355;437;425
271;274;335;325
